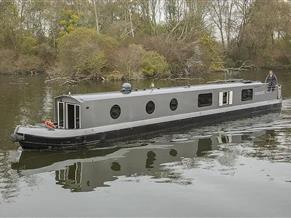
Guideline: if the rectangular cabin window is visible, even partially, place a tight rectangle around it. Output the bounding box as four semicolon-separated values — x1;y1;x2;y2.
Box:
76;105;80;129
241;89;253;101
66;104;81;129
198;93;213;107
58;102;64;128
219;91;233;106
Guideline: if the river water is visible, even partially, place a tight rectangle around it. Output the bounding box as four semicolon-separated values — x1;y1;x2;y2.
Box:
0;71;291;217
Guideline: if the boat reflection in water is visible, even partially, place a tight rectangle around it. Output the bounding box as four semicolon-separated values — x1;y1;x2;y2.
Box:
11;130;265;192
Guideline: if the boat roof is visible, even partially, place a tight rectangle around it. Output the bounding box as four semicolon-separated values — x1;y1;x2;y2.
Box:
59;80;263;103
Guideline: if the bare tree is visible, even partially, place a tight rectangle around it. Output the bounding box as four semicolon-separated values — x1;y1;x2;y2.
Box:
207;0;237;50
92;0;99;33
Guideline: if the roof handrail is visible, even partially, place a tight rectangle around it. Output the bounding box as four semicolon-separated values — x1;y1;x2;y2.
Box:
206;79;244;84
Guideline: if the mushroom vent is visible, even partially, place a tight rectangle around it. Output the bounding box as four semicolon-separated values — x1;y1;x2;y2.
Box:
121;83;132;94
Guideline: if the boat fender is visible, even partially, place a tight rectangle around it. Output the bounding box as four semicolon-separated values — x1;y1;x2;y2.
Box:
43;119;56;129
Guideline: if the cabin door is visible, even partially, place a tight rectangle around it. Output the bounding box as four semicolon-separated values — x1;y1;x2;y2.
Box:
219;91;233;106
65;104;81;129
57;102;65;128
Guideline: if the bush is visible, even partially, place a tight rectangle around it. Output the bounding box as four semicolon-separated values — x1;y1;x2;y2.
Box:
0;49;16;73
75;52;106;76
199;33;224;71
141;51;169;78
57;28;118;78
0;49;43;74
113;44;169;79
139;35;197;76
19;35;38;55
36;42;57;65
113;44;145;80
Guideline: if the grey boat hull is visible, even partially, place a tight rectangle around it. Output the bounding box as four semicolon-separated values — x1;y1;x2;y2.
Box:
14;102;282;150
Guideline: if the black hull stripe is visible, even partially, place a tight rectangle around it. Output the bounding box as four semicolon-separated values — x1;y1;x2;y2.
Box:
19;103;282;149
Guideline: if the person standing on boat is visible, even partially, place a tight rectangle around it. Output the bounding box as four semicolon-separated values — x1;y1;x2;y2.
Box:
265;70;278;91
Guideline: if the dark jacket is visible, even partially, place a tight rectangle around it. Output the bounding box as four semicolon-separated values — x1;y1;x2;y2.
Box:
265;73;278;91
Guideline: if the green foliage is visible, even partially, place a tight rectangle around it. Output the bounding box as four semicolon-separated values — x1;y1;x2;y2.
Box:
57;28;117;78
0;0;20;49
273;38;291;65
140;35;196;76
113;44;145;80
19;35;38;55
75;52;106;76
200;33;224;71
58;10;80;36
2;0;291;77
0;49;43;74
36;42;57;64
141;51;169;78
113;44;169;79
229;0;291;68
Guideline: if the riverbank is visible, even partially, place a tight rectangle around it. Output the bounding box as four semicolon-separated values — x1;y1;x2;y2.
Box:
0;49;46;76
2;64;290;85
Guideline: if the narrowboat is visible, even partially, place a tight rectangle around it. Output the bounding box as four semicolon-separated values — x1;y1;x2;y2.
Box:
11;79;282;150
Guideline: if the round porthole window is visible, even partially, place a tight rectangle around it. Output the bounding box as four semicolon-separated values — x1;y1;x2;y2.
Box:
146;101;155;114
170;98;178;111
110;105;121;119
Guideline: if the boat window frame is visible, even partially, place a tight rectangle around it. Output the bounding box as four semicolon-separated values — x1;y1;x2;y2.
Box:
146;100;155;114
241;89;253;101
65;103;81;129
170;98;178;111
110;104;121;119
57;101;65;129
198;93;213;107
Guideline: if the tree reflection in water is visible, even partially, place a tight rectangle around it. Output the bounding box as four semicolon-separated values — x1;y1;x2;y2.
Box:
0;152;19;202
